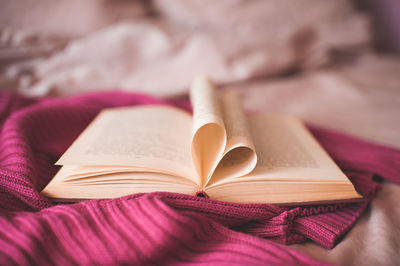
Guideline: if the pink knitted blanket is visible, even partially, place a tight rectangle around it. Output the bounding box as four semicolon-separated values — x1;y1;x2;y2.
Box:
1;92;399;265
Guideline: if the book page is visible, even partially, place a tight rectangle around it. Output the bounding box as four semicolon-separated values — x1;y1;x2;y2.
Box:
204;180;362;204
204;114;361;204
190;76;227;187
248;114;349;180
207;90;257;186
42;167;198;201
57;105;198;184
208;114;354;188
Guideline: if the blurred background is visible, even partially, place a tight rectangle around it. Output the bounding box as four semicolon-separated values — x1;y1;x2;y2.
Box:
1;0;399;148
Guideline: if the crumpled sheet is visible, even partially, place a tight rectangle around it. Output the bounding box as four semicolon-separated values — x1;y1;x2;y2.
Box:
2;0;370;96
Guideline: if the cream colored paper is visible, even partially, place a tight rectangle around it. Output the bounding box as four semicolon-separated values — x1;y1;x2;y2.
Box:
248;114;349;181
204;113;362;203
207;90;257;186
206;113;355;188
42;170;198;200
57;105;198;184
190;76;227;186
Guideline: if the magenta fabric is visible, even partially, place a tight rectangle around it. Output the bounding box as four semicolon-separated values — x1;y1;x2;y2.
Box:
0;91;399;265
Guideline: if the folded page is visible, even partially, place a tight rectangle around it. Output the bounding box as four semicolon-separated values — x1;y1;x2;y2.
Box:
190;76;227;187
207;90;257;186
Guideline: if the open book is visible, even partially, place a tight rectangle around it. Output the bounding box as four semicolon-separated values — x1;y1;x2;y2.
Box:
42;76;362;204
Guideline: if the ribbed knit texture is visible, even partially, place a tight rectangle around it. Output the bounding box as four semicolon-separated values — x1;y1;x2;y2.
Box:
0;91;399;265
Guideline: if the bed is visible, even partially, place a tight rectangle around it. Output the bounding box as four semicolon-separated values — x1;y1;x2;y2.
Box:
1;1;399;265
